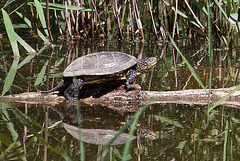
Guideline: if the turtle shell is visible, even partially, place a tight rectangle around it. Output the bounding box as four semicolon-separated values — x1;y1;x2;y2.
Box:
63;51;137;77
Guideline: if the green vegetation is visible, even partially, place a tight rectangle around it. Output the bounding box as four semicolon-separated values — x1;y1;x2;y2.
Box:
1;0;240;160
1;0;240;96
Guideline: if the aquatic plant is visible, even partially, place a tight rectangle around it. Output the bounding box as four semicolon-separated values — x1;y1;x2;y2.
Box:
1;0;240;160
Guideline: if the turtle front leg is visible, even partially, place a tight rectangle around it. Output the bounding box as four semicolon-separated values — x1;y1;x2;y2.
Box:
125;69;136;89
64;77;84;101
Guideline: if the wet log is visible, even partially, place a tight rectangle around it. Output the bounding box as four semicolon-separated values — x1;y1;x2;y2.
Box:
142;86;240;109
0;91;65;105
0;86;240;110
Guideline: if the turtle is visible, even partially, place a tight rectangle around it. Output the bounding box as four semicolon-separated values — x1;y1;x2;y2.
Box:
42;51;157;101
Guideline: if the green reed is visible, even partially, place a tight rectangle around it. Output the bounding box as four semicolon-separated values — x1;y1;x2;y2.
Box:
2;0;240;45
1;0;240;159
207;0;213;109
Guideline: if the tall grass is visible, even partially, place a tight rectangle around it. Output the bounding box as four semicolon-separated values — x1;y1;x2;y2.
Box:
1;1;239;43
1;0;239;51
13;0;236;44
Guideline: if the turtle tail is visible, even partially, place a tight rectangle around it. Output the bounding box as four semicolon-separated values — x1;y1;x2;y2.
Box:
41;80;65;94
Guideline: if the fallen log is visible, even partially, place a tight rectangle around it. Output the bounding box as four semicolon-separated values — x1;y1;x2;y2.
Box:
0;86;240;110
0;91;65;105
142;87;240;110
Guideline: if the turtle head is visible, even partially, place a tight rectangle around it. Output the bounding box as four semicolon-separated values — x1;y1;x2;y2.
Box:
136;57;157;73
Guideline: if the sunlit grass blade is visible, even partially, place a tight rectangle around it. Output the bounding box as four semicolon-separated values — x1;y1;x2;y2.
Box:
1;103;19;142
16;11;50;44
2;58;19;96
3;0;16;8
27;2;92;11
226;0;231;16
168;35;206;92
214;0;229;21
122;104;150;161
163;0;203;29
0;103;27;160
163;0;187;19
14;33;37;69
2;9;20;57
177;140;187;149
76;103;85;161
14;33;36;54
18;46;48;69
223;121;228;161
17;56;35;71
14;33;37;70
99;103;151;160
34;60;49;86
208;84;240;113
34;0;49;37
99;120;130;158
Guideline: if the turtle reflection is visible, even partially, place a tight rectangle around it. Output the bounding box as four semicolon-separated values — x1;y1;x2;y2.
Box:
63;123;136;145
55;105;156;145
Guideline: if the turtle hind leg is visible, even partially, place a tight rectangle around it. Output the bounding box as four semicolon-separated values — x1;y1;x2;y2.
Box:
125;69;136;90
41;80;65;94
64;78;84;101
